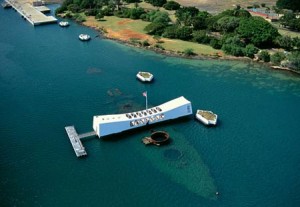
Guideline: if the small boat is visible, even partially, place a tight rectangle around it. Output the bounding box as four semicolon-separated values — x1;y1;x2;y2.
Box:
136;71;153;82
59;21;69;27
195;110;217;126
79;34;91;41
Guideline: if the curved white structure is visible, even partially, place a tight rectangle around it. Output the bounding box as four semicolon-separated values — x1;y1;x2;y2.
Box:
93;96;192;138
79;34;90;41
59;21;69;27
136;71;153;82
196;110;217;126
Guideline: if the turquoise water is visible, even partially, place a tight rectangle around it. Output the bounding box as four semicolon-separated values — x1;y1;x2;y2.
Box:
1;5;300;206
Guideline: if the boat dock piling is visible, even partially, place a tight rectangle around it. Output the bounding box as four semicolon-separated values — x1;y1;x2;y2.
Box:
4;0;57;25
65;126;96;157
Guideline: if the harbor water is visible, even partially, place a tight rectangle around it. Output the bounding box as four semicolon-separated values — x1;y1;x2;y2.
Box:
1;5;300;206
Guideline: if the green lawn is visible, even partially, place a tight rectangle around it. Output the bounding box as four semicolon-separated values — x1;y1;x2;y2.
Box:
98;16;149;33
278;28;300;38
90;16;221;56
161;39;222;56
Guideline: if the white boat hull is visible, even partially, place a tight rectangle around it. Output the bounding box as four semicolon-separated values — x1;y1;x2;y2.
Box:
59;21;69;27
79;34;90;41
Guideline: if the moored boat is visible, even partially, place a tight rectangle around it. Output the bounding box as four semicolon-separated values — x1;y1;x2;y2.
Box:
79;34;91;41
196;110;217;125
59;21;69;27
136;71;154;82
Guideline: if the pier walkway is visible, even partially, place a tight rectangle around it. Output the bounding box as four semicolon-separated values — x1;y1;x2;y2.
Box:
65;126;97;157
78;131;97;139
4;0;57;25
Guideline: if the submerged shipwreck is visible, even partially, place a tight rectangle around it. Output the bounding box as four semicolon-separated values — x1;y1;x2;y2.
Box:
65;96;219;200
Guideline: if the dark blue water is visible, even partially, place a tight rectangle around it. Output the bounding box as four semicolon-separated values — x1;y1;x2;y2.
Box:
1;5;300;207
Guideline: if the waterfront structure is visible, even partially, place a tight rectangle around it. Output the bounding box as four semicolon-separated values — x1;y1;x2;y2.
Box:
93;96;192;138
196;110;218;126
136;71;154;82
65;96;192;156
4;0;57;25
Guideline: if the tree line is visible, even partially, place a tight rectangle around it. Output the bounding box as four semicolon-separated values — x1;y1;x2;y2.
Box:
56;0;300;71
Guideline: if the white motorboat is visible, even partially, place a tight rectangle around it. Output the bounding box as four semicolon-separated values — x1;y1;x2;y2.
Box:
136;71;154;82
79;34;91;41
59;21;69;27
195;110;217;126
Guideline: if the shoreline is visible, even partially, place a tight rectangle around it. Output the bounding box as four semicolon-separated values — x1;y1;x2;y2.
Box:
78;18;300;76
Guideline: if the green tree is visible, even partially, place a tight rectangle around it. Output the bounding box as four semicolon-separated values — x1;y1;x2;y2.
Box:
244;44;259;58
287;52;300;70
192;30;210;44
275;36;293;51
129;7;145;19
123;0;140;3
142;40;150;46
67;4;80;13
221;36;245;56
191;11;211;30
280;11;295;28
96;12;104;20
141;10;170;25
145;0;167;7
270;52;286;65
215;16;240;33
210;38;222;49
144;22;167;35
293;37;300;50
233;9;251;18
276;0;300;11
56;0;73;14
163;25;194;40
258;50;271;62
163;1;180;10
163;25;178;38
183;48;196;56
175;7;199;26
176;26;193;40
237;16;279;47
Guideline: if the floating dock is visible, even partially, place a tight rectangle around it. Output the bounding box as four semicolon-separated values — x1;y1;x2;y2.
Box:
65;126;96;157
4;0;57;25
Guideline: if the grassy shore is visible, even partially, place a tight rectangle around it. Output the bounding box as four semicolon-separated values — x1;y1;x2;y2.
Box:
83;16;222;57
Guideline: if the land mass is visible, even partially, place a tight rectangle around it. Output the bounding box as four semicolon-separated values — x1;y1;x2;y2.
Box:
56;0;300;74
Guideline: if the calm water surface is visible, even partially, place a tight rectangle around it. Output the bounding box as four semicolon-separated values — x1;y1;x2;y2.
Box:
1;5;300;207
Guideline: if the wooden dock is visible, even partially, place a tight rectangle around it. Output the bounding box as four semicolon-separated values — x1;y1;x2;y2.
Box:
65;126;97;157
4;0;57;25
